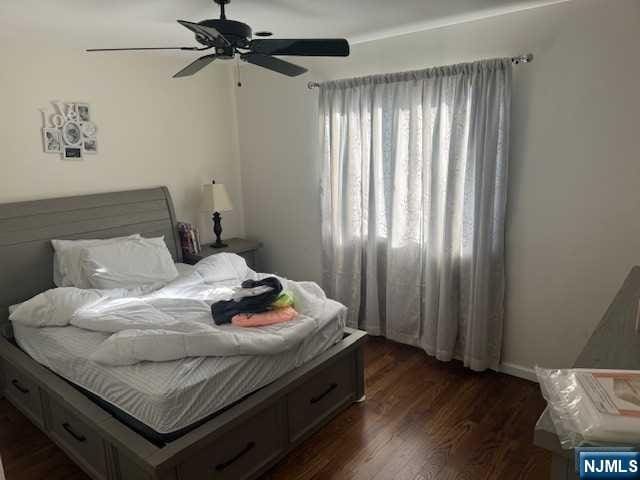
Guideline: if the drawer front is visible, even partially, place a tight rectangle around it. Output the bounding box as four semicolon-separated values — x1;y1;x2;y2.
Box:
49;398;108;480
2;359;44;428
287;353;356;442
116;450;153;480
179;404;285;480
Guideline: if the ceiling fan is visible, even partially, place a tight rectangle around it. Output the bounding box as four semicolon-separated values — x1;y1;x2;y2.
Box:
87;0;350;79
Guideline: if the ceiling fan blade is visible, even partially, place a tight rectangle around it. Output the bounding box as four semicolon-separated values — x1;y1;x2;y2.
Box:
177;20;230;46
173;54;217;78
249;39;350;57
241;53;307;77
87;47;198;52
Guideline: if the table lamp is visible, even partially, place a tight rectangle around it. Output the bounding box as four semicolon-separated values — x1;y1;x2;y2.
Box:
201;180;233;248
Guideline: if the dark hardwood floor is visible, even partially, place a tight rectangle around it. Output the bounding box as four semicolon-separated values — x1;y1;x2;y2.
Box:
0;338;550;480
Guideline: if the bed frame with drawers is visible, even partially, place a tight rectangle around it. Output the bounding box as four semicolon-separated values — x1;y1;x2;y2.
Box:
0;187;367;480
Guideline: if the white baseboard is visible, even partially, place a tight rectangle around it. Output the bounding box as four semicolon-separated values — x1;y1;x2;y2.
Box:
448;350;538;382
495;362;538;382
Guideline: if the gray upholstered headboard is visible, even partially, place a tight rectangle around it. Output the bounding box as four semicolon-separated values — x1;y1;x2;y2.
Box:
0;186;182;338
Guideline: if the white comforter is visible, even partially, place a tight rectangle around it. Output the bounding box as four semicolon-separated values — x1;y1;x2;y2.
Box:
10;254;332;366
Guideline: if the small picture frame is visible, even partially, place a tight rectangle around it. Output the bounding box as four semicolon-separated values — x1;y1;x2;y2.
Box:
62;121;82;147
77;103;91;122
83;138;98;154
65;103;79;122
64;146;83;160
80;121;97;138
43;128;62;153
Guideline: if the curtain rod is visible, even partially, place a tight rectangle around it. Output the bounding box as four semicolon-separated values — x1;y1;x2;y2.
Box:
307;53;533;90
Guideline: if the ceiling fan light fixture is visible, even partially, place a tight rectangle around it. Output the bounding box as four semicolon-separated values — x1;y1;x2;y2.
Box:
86;0;350;79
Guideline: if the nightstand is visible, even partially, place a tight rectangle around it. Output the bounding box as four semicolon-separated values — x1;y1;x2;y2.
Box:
183;238;261;269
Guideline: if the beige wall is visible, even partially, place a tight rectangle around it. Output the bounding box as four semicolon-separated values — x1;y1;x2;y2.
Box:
0;46;244;243
236;0;640;372
2;0;638;374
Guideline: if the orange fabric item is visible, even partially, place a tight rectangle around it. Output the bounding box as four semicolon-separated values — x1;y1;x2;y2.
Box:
231;307;298;328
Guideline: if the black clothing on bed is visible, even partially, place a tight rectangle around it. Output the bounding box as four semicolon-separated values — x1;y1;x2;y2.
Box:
212;277;283;325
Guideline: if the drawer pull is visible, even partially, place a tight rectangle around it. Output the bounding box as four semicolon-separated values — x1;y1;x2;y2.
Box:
11;379;30;394
215;442;255;471
310;382;338;404
62;422;87;443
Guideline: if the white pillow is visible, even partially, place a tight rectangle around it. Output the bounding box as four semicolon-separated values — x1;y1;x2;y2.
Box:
52;234;141;288
80;236;179;290
9;288;103;327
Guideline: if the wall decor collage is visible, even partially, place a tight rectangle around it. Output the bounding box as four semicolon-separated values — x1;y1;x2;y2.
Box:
41;101;98;160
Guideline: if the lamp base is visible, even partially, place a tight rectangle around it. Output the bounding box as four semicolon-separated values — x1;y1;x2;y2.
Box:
211;240;228;249
212;212;227;249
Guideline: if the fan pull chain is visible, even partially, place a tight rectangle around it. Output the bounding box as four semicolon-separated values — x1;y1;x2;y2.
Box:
236;60;242;87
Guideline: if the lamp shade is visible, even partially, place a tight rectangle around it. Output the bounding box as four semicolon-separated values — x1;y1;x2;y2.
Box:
201;183;233;213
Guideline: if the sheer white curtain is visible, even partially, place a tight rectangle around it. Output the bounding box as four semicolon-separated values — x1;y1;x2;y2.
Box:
320;58;511;371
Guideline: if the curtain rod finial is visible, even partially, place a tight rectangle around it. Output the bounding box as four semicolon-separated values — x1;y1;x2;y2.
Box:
511;53;533;65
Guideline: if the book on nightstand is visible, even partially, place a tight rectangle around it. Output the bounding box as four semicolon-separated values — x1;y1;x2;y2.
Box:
177;222;201;256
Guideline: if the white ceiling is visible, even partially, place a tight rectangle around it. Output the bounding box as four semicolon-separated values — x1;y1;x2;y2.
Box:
1;0;565;49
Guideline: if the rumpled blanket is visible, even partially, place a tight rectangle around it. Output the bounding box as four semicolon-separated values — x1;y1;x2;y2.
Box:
9;254;331;366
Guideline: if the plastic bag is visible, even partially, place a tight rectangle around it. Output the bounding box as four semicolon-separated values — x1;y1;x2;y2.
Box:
536;367;640;449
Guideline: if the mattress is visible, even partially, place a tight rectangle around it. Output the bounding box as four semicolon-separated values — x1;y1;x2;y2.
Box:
13;264;346;441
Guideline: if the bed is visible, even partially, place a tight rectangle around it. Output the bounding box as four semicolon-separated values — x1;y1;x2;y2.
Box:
0;187;366;480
